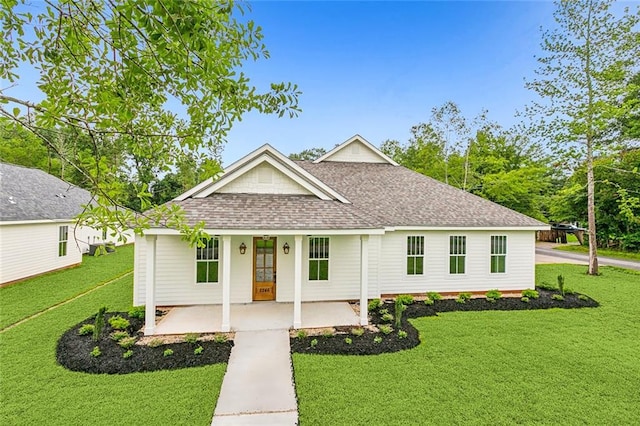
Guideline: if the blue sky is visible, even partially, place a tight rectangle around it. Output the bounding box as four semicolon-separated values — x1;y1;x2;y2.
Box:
223;1;557;164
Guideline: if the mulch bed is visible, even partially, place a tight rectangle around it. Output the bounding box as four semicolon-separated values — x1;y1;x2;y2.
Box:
291;287;599;356
56;312;233;374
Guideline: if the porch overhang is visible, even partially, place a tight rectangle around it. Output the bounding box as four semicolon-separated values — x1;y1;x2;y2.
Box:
143;227;386;236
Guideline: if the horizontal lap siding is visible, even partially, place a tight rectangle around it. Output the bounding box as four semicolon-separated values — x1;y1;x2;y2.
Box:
0;222;82;284
380;231;535;294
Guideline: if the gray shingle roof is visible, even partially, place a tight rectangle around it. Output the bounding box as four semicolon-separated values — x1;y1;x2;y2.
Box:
0;162;92;222
173;194;376;229
296;161;546;228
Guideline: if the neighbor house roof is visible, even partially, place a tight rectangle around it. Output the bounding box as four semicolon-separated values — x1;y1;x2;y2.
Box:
0;162;92;222
158;134;546;231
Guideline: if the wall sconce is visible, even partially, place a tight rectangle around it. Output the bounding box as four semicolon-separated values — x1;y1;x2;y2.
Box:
239;242;247;255
282;242;290;254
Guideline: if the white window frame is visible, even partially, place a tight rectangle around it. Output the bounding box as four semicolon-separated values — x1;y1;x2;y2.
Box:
195;237;219;284
308;236;330;281
490;235;507;274
449;235;466;275
406;235;425;276
58;225;68;257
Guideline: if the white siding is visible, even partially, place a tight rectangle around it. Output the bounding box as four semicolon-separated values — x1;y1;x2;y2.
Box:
74;225;134;254
0;222;82;284
217;162;312;195
322;140;388;163
379;230;536;294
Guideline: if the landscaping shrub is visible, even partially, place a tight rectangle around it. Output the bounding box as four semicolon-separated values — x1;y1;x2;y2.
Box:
396;294;414;305
537;281;557;291
322;329;334;338
426;291;443;301
456;292;472;304
485;289;502;302
123;350;133;359
381;313;394;323
557;274;566;296
521;297;530;303
296;330;308;339
184;333;199;344
93;306;108;341
344;337;353;345
163;349;174;357
110;331;129;342
552;294;565;301
368;298;382;312
118;337;136;349
578;294;589;301
128;305;145;319
373;336;383;344
398;330;408;339
394;298;406;328
379;325;393;335
351;328;364;337
310;339;318;348
194;346;204;355
78;324;94;336
147;338;163;348
108;315;130;330
522;289;539;299
90;346;101;357
424;298;434;306
214;334;228;343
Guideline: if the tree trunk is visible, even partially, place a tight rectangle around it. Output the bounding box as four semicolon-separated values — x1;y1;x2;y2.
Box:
586;140;599;275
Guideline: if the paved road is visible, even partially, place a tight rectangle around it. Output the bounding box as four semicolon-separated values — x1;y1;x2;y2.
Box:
535;246;640;271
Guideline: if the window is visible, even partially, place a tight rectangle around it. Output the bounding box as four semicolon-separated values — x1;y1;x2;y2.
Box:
406;236;424;275
102;228;107;240
491;235;507;273
309;237;329;281
449;236;466;274
58;226;68;257
196;237;219;283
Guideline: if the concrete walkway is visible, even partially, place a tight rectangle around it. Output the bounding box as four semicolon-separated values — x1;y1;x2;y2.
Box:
212;329;298;425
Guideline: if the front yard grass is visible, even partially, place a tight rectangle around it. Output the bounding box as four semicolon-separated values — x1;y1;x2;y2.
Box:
293;265;640;425
0;244;134;329
0;274;226;425
554;243;640;261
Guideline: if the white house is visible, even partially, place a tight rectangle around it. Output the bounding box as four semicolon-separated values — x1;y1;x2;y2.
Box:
0;162;129;284
134;135;548;334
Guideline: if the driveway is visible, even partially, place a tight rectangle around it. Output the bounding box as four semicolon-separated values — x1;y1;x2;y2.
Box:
536;244;640;271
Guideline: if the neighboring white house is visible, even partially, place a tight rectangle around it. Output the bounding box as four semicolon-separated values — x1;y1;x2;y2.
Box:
134;135;548;334
0;162;129;284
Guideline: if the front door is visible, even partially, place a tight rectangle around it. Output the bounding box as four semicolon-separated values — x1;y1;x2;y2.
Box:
253;237;276;301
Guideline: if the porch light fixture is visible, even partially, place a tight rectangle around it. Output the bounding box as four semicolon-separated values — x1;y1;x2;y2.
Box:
282;242;290;254
239;242;247;255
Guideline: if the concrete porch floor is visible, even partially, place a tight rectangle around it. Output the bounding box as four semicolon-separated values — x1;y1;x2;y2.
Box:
153;301;360;334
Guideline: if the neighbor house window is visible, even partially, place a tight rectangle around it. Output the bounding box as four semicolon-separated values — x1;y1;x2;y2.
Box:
407;236;424;275
102;228;107;240
309;237;329;281
491;235;507;273
58;226;68;257
196;237;219;283
449;235;466;274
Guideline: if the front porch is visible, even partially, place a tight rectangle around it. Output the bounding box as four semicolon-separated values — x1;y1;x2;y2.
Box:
153;301;361;334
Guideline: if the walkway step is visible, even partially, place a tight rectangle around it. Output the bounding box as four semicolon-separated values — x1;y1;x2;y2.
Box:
212;329;297;425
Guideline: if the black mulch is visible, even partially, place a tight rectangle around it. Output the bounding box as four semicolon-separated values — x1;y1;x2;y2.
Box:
291;287;599;356
56;312;233;374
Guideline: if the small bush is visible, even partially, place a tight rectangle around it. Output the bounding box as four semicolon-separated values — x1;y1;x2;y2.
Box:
184;333;199;344
379;308;389;315
368;298;382;312
322;329;335;338
163;348;174;357
564;287;575;295
147;338;163;348
93;306;108;342
552;294;565;301
398;330;408;339
123;350;133;359
194;346;204;355
537;281;557;291
424;298;434;306
381;313;394;323
90;346;101;357
396;294;414;305
557;274;565;296
344;337;352;345
379;324;393;335
128;305;145;319
310;339;318;348
394;298;407;327
485;289;502;302
351;328;364;337
78;324;95;336
214;334;228;343
459;292;472;301
521;296;530;303
118;337;136;349
110;331;129;342
108;315;130;330
373;336;383;344
522;289;539;299
426;292;443;301
296;330;307;339
578;294;589;301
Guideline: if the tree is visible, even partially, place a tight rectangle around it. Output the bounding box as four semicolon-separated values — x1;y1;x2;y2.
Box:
288;147;327;161
0;0;300;243
526;0;640;274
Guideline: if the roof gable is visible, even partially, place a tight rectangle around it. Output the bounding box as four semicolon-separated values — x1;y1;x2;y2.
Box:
314;134;398;165
175;144;350;203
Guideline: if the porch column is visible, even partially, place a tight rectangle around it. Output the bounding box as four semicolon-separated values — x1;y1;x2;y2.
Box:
293;234;303;329
144;234;157;335
360;234;369;326
221;235;231;332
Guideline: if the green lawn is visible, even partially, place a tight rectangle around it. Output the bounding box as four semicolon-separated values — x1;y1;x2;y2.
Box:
0;245;134;329
554;244;640;261
0;274;226;425
293;265;640;425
